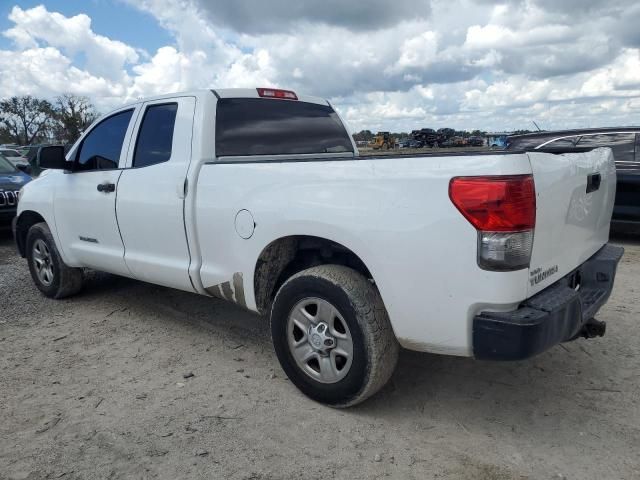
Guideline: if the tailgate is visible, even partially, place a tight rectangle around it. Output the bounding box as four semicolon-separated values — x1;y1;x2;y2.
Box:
527;148;616;296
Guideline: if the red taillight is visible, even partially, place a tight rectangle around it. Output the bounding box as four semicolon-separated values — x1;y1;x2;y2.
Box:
449;175;536;232
256;88;298;100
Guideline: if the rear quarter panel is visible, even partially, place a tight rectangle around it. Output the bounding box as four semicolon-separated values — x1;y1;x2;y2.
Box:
195;154;534;356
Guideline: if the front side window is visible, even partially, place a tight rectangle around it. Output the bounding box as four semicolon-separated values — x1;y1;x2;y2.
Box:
75;109;133;172
215;98;353;157
133;103;178;168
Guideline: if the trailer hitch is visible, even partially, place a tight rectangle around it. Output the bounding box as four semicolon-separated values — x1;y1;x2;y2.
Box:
579;319;606;339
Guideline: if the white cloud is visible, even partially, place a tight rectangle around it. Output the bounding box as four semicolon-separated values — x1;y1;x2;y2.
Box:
465;23;574;50
394;32;439;69
4;6;138;81
580;49;640;95
0;1;639;132
0;47;127;110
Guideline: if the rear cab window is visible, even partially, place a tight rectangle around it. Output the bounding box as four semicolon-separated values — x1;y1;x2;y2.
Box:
215;98;353;157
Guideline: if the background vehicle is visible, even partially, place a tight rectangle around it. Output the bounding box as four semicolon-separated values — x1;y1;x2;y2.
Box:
468;136;485;147
410;128;459;148
507;128;640;226
0;148;28;166
411;128;438;147
437;128;456;145
487;132;510;148
368;131;396;149
13;88;623;406
442;136;467;147
400;139;423;148
0;155;31;225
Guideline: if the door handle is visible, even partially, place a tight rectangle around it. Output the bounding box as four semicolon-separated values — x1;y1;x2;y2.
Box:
97;182;115;193
586;173;601;194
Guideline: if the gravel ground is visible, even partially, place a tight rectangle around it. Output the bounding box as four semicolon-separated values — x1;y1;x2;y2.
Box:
1;227;639;480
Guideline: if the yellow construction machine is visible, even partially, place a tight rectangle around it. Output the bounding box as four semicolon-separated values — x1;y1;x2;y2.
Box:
369;131;396;150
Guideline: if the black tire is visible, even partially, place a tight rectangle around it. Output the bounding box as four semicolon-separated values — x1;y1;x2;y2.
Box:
26;222;83;299
270;265;399;407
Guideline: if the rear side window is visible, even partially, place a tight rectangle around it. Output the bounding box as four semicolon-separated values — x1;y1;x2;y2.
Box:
133;103;178;168
76;109;133;171
215;98;353;157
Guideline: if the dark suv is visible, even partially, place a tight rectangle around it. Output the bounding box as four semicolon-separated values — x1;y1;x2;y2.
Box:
0;155;31;225
507;128;640;226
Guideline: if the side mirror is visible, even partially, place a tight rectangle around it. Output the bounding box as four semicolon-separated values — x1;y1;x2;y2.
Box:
37;146;71;170
16;163;32;175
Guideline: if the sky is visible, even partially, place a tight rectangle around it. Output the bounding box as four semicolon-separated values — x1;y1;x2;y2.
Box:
0;0;639;133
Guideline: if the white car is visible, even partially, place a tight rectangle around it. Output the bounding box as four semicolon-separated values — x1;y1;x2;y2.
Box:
0;148;28;166
13;88;623;406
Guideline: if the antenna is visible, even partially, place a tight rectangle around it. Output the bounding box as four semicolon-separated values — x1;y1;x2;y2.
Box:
532;121;542;132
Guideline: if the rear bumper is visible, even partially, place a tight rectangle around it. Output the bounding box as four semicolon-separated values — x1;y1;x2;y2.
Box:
473;244;624;361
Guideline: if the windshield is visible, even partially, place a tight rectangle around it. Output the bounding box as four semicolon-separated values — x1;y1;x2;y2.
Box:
0;155;17;174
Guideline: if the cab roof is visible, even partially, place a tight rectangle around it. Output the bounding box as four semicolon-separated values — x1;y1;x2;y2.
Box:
121;88;329;108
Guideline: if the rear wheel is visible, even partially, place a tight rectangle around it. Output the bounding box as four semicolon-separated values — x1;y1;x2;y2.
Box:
270;265;399;407
26;222;83;299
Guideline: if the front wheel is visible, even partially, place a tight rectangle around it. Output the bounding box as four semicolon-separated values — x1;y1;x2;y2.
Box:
26;222;84;299
270;265;399;407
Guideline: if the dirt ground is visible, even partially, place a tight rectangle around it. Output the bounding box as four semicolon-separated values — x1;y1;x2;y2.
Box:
1;227;639;480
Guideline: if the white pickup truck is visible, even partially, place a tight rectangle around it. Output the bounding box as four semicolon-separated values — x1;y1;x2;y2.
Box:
13;88;623;406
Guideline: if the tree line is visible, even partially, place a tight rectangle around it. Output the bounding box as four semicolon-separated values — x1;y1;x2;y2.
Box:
0;94;99;146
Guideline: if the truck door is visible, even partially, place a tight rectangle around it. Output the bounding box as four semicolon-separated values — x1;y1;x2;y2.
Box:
53;108;137;276
115;97;196;292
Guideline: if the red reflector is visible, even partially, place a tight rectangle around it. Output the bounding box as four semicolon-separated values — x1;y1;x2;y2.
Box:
449;175;536;231
256;88;298;100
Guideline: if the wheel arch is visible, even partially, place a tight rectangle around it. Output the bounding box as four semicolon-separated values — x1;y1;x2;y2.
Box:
253;235;375;315
14;210;47;257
